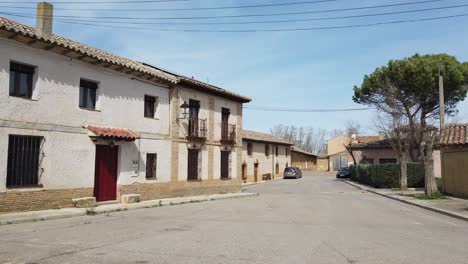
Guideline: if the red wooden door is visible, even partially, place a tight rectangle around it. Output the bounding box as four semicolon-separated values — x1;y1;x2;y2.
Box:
94;145;118;202
187;148;199;181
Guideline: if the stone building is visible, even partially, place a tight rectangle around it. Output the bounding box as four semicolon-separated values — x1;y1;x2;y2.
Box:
291;146;317;171
0;4;250;213
241;130;292;182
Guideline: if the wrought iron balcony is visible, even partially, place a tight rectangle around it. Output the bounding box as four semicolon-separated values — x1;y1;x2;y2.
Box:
221;123;236;143
187;118;207;140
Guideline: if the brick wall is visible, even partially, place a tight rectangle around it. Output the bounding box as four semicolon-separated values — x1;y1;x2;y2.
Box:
0;188;93;213
118;178;242;201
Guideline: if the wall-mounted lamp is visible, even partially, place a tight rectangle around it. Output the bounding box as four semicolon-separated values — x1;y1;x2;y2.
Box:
178;101;190;120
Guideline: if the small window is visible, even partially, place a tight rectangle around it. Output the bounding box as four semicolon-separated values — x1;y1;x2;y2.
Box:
379;158;397;164
146;153;157;179
286;147;290;157
79;79;98;109
247;143;253;156
275;146;279;157
7;135;43;188
9;61;35;98
265;144;270;157
144;95;157;118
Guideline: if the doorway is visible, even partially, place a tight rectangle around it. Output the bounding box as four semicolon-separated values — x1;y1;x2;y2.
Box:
94;145;118;202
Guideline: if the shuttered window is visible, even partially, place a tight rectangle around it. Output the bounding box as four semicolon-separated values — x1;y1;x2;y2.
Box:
7;135;43;188
247;143;253;156
146;153;157;179
9;62;35;98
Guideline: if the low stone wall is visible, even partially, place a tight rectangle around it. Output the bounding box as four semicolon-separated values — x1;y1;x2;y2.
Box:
118;178;243;201
0;188;93;213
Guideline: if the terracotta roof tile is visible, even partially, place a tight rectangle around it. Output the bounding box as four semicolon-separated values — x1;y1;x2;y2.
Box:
87;125;139;140
440;124;468;145
0;17;251;102
241;130;292;145
356;136;381;143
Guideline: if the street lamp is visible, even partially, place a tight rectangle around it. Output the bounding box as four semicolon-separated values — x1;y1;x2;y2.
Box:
178;101;189;120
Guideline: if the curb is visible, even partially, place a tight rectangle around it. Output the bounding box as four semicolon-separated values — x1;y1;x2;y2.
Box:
0;192;259;225
342;180;468;222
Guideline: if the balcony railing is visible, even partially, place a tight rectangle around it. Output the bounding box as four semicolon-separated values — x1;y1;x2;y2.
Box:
187;118;207;139
221;123;236;143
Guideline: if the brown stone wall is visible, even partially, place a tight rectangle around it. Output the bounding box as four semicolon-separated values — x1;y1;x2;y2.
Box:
441;146;468;198
317;158;329;171
0;188;93;214
291;152;317;171
118;178;242;201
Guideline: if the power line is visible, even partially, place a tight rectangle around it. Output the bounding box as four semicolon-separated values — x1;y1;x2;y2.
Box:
15;4;468;26
3;12;467;32
0;0;189;4
1;0;452;20
0;0;337;11
244;106;375;112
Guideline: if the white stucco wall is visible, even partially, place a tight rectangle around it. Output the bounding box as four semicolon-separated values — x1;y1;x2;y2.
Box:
0;38;172;192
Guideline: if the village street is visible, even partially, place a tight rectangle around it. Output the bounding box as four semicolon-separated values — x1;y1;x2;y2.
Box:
0;172;467;264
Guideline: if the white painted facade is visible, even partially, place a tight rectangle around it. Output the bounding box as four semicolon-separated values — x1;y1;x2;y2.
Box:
0;36;172;193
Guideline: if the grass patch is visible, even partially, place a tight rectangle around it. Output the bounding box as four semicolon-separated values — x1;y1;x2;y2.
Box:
86;210;96;216
415;192;448;200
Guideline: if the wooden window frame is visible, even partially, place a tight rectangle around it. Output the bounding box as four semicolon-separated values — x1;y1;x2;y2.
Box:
265;144;270;157
146;153;157;180
144;95;157;118
79;79;98;110
247;143;253;156
9;61;35;99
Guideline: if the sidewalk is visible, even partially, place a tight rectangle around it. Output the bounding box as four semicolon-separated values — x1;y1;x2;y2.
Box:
343;180;468;222
0;192;259;225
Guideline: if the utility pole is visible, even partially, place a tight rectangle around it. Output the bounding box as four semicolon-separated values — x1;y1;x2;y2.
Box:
438;68;445;132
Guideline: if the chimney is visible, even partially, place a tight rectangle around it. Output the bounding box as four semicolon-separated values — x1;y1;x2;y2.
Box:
36;2;53;38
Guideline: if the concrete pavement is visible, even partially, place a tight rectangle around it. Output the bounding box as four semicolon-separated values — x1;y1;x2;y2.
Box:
1;171;468;264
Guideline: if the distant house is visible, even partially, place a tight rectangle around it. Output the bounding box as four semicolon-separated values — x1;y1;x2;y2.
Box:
440;124;468;198
241;130;292;182
291;146;317;171
327;135;381;171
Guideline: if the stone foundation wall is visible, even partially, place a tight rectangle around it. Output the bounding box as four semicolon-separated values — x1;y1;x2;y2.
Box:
118;178;242;201
0;188;93;213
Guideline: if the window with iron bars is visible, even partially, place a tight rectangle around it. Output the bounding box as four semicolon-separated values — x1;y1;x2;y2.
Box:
7;135;43;188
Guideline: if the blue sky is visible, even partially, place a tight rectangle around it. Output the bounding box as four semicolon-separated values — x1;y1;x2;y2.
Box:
2;0;468;136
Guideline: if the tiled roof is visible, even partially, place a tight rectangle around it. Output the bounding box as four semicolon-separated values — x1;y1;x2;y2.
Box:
440;124;468;145
0;17;251;102
87;125;140;140
291;146;317;157
241;130;293;145
349;139;392;149
356;136;381;143
141;63;251;103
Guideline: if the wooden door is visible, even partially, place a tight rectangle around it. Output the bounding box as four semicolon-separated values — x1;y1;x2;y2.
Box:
94;145;118;202
242;163;247;180
188;148;199;181
221;151;230;179
254;163;259;182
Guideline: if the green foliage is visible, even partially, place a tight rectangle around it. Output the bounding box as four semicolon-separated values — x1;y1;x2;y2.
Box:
353;54;468;117
415;192;448;200
351;163;425;189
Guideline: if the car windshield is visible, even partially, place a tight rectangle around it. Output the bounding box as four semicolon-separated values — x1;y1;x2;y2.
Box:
340;167;351;172
285;167;295;172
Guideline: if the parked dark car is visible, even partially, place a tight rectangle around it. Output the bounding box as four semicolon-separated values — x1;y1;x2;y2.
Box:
336;167;352;178
284;167;302;179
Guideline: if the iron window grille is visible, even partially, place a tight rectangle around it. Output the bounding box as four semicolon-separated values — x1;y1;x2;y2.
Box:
146;153;157;179
7;135;43;188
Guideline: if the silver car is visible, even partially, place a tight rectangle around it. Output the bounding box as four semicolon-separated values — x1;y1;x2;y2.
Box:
284;167;302;179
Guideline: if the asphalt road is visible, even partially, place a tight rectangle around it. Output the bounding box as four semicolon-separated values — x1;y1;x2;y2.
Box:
1;171;468;264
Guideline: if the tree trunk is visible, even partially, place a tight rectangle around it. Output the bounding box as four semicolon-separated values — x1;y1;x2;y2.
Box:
400;152;408;191
424;156;437;196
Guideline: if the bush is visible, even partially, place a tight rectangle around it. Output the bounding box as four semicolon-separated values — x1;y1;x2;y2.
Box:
351;163;425;189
